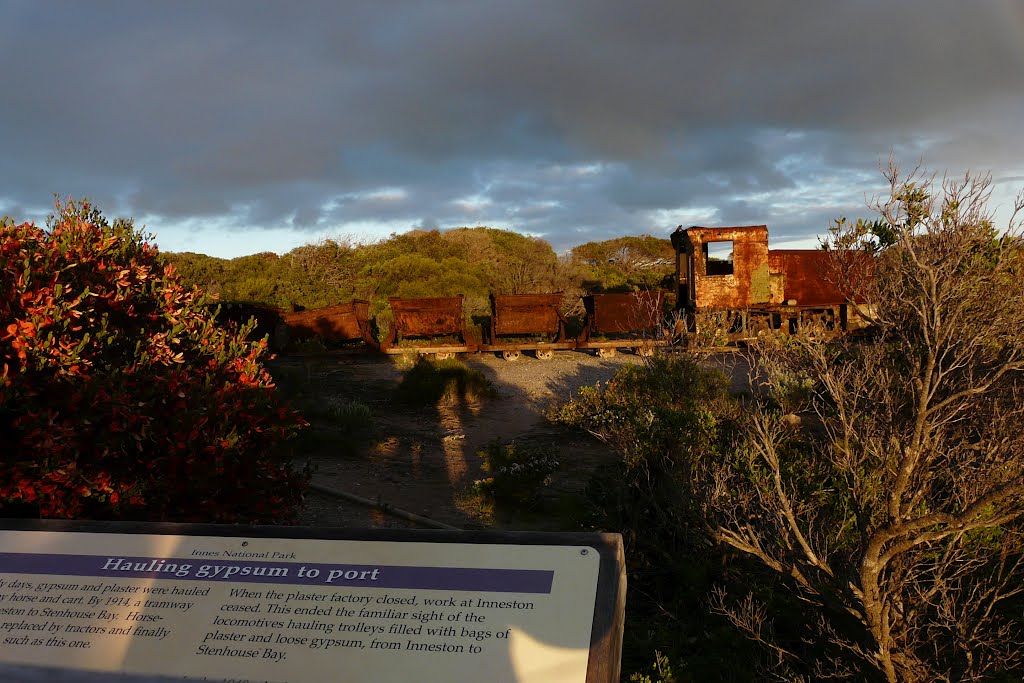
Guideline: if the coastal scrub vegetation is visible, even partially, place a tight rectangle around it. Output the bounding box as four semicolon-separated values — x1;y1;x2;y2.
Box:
0;200;309;523
555;168;1024;681
703;168;1024;681
164;229;676;323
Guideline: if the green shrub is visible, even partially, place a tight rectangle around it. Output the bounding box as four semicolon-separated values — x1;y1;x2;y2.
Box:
0;200;309;523
548;354;740;564
549;355;770;678
690;310;731;347
292;336;329;354
396;357;495;405
473;440;560;505
323;398;372;432
388;349;418;371
549;354;738;470
549;356;741;575
629;652;676;683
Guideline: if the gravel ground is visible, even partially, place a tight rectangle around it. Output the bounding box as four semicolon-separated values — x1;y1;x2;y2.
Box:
272;347;748;530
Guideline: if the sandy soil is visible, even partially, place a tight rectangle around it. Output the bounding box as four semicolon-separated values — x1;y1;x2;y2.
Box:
268;349;649;530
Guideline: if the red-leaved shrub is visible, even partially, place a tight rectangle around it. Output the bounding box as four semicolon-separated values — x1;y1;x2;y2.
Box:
0;200;309;523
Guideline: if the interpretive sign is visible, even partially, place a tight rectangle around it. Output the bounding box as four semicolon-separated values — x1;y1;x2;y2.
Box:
0;520;625;683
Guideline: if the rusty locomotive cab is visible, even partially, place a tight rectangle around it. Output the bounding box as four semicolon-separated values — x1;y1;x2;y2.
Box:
672;225;870;340
482;293;573;361
278;300;377;350
576;291;667;358
382;295;479;358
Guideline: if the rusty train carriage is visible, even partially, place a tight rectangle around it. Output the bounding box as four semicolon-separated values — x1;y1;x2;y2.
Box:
381;295;479;358
279;300;376;349
481;293;573;361
671;225;867;339
576;292;668;358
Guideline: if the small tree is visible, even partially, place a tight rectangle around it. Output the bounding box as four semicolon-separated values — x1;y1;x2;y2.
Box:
702;166;1024;681
1;200;308;523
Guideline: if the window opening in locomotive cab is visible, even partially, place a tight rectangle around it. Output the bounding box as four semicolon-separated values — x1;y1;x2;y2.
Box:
704;241;734;276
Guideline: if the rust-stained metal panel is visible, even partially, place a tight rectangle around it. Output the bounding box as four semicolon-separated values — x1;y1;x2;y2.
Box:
581;291;666;336
385;296;477;352
768;250;869;306
280;300;371;343
491;293;565;339
389;296;465;337
681;226;770;310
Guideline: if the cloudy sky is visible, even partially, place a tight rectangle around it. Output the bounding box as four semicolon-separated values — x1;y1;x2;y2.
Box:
3;1;1024;258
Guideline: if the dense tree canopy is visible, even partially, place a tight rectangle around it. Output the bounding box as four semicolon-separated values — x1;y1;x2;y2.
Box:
164;228;675;319
568;234;675;292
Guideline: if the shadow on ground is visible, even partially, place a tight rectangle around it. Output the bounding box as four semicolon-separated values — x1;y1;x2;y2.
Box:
267;350;639;530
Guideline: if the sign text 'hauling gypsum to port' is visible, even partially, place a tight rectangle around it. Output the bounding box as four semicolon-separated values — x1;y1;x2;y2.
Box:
0;522;624;683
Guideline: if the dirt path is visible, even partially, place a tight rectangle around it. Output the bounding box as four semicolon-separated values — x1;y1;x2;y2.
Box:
270;350;646;530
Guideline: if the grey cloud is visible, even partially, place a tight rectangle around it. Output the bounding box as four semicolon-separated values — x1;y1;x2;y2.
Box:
412;217;439;232
2;0;1023;256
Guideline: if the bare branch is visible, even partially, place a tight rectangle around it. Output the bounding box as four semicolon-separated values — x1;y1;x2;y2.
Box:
704;166;1024;682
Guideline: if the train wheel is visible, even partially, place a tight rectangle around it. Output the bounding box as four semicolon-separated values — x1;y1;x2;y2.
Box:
534;349;554;360
635;345;655;357
597;347;617;358
501;350;522;362
434;352;455;361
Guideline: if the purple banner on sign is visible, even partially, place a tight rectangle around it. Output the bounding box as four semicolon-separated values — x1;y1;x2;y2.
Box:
0;553;553;594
